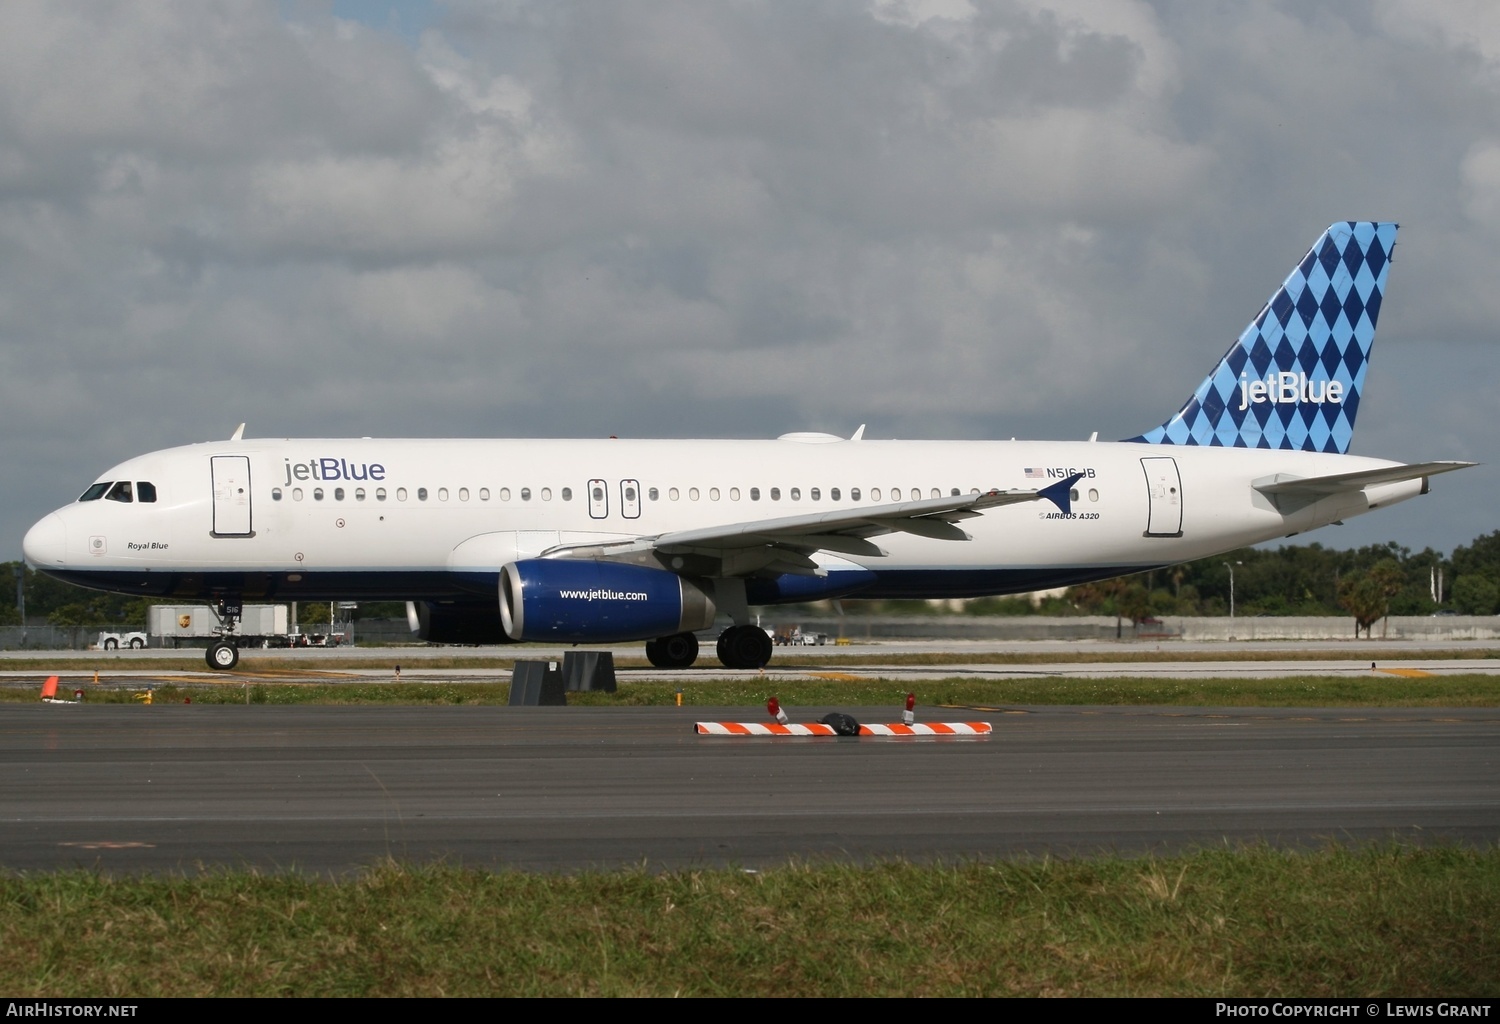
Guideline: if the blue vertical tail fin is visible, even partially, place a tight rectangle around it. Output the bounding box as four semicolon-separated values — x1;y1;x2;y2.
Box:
1127;221;1398;453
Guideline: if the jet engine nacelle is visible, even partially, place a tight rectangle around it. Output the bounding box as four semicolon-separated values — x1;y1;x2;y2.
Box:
407;600;511;645
499;559;717;643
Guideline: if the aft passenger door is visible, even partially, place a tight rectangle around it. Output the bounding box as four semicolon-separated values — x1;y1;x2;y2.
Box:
1140;457;1183;537
211;455;253;537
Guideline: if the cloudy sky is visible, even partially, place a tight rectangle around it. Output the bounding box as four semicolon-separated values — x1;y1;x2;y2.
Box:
2;0;1495;558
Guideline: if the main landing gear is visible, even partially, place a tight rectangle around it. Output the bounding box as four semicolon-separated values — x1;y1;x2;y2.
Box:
716;625;773;670
642;626;774;669
644;632;699;669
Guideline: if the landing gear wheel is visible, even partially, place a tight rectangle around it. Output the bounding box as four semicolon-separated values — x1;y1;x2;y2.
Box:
716;625;772;670
207;641;239;671
646;632;699;669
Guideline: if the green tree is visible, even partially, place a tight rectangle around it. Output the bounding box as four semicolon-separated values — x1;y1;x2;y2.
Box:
1337;560;1405;638
1452;575;1498;616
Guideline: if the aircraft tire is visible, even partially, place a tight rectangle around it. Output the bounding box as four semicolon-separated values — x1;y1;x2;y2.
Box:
716;626;771;670
653;632;698;669
206;641;239;671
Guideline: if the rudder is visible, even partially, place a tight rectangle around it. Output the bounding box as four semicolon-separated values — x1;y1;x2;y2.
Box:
1128;221;1397;453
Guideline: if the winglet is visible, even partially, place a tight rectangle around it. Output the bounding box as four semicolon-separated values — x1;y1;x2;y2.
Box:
230;423;246;441
1038;473;1083;514
850;424;866;441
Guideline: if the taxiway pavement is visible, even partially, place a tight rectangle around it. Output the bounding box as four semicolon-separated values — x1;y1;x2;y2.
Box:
2;703;1495;874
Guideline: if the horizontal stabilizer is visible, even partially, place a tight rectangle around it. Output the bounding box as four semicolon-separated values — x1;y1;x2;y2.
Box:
1253;460;1474;498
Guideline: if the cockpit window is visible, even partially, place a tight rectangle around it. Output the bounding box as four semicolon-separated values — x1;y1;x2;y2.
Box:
137;482;157;503
79;482;110;502
105;481;133;503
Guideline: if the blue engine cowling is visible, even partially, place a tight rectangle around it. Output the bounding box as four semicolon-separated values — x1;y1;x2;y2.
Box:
499;559;717;643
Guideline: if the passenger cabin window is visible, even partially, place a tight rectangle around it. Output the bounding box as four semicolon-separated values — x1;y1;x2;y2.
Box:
105;481;133;503
137;482;157;503
272;487;283;501
417;488;428;501
79;482;110;502
561;487;572;501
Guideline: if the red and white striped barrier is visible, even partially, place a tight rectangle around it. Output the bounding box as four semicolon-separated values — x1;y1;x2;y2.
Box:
696;722;839;736
858;722;990;736
695;721;991;736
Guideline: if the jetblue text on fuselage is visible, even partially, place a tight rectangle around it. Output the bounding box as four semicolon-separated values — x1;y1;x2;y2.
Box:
283;458;387;486
1237;372;1344;412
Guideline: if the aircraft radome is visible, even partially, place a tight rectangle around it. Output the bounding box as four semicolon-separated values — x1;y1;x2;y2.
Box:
22;222;1474;670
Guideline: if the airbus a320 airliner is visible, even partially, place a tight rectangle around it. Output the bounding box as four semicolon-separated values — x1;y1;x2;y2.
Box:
22;222;1473;670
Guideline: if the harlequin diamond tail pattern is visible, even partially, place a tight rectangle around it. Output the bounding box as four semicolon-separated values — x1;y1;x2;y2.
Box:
1126;222;1397;454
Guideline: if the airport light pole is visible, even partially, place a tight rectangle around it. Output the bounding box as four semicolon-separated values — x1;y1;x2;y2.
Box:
13;565;24;648
1223;561;1242;618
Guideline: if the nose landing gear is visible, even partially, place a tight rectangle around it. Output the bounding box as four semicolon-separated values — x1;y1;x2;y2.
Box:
205;595;243;671
207;641;240;671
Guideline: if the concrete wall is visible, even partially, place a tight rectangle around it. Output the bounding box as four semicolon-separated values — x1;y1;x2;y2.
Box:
760;615;1500;642
3;614;1497;650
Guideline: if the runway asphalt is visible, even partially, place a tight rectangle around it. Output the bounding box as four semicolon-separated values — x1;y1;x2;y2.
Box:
2;702;1495;874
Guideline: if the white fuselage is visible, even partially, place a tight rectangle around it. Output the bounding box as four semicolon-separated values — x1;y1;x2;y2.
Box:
22;435;1422;605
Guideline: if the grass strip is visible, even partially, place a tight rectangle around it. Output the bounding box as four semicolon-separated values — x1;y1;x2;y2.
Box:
3;674;1499;706
0;646;1495;673
1;845;1495;997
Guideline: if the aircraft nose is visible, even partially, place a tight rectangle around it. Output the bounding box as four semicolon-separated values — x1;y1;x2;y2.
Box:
22;513;67;567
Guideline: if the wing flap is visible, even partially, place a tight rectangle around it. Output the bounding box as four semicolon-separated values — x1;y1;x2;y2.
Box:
539;481;1076;572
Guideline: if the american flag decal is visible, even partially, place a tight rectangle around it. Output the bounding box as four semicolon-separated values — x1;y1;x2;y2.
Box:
1024;468;1045;479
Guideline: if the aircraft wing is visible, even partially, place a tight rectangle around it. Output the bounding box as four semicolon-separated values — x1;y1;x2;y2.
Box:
541;475;1081;576
1253;461;1475;497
